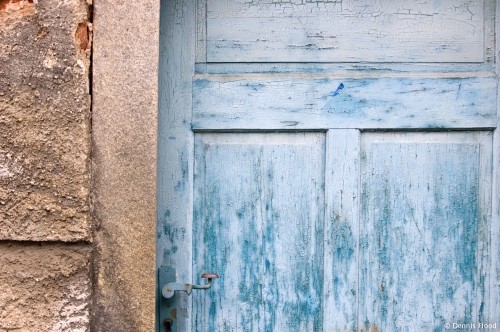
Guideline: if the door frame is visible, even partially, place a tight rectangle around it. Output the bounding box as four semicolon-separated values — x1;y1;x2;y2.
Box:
91;0;159;331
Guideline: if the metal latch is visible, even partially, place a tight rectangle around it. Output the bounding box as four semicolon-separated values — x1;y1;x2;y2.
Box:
158;266;218;332
162;272;219;298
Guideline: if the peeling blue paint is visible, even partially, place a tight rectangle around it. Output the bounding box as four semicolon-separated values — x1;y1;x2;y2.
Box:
193;76;496;130
192;133;325;330
360;137;487;330
332;220;355;300
331;82;344;96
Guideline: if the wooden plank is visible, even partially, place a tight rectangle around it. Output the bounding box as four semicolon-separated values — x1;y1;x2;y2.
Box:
157;0;196;330
196;63;497;75
192;133;325;331
323;130;360;330
205;0;488;63
489;135;500;329
192;75;497;130
485;0;496;63
358;131;492;331
490;2;500;323
196;0;207;63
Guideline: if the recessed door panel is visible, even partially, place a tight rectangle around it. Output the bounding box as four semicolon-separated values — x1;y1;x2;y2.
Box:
203;0;491;63
359;132;492;330
193;133;325;331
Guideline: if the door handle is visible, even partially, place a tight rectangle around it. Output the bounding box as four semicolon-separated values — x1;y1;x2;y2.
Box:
162;273;219;298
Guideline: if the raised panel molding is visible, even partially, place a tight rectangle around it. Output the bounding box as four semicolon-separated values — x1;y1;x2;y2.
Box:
359;132;493;330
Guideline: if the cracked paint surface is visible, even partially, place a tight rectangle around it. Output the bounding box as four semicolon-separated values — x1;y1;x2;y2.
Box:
204;0;486;62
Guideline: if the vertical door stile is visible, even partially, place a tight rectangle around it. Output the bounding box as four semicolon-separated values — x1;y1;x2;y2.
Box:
323;129;360;331
158;0;197;331
491;0;500;322
492;99;500;321
473;132;494;324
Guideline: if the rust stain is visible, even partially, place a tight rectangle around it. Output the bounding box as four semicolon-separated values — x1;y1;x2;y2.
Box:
170;308;177;320
0;0;8;11
0;0;35;22
75;22;89;51
380;283;384;292
369;326;379;332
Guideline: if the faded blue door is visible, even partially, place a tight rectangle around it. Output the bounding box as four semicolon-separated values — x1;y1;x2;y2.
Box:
158;0;499;331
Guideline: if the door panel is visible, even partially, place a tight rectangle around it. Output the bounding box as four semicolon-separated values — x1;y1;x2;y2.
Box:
193;133;325;331
203;0;492;63
359;132;492;330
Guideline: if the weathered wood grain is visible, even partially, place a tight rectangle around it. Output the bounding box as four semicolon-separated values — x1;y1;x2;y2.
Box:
323;130;360;330
490;2;500;323
196;0;207;63
491;129;500;322
204;0;491;63
358;131;492;331
193;75;496;130
195;63;497;75
193;133;325;331
157;0;197;330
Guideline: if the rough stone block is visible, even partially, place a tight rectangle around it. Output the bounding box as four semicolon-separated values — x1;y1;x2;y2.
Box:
0;243;91;332
0;0;92;241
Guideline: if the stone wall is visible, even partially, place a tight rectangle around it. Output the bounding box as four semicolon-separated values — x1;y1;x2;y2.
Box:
0;0;92;330
91;0;158;330
1;0;159;329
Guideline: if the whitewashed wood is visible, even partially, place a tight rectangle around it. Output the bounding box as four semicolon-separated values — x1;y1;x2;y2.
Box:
490;128;500;322
323;130;360;331
159;0;499;330
491;124;500;322
485;0;496;63
196;0;207;63
205;0;490;63
358;132;492;331
192;133;325;331
196;63;497;75
193;75;496;130
157;0;196;330
490;2;500;324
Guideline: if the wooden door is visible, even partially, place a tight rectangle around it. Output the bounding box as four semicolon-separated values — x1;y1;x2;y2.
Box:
158;0;499;331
